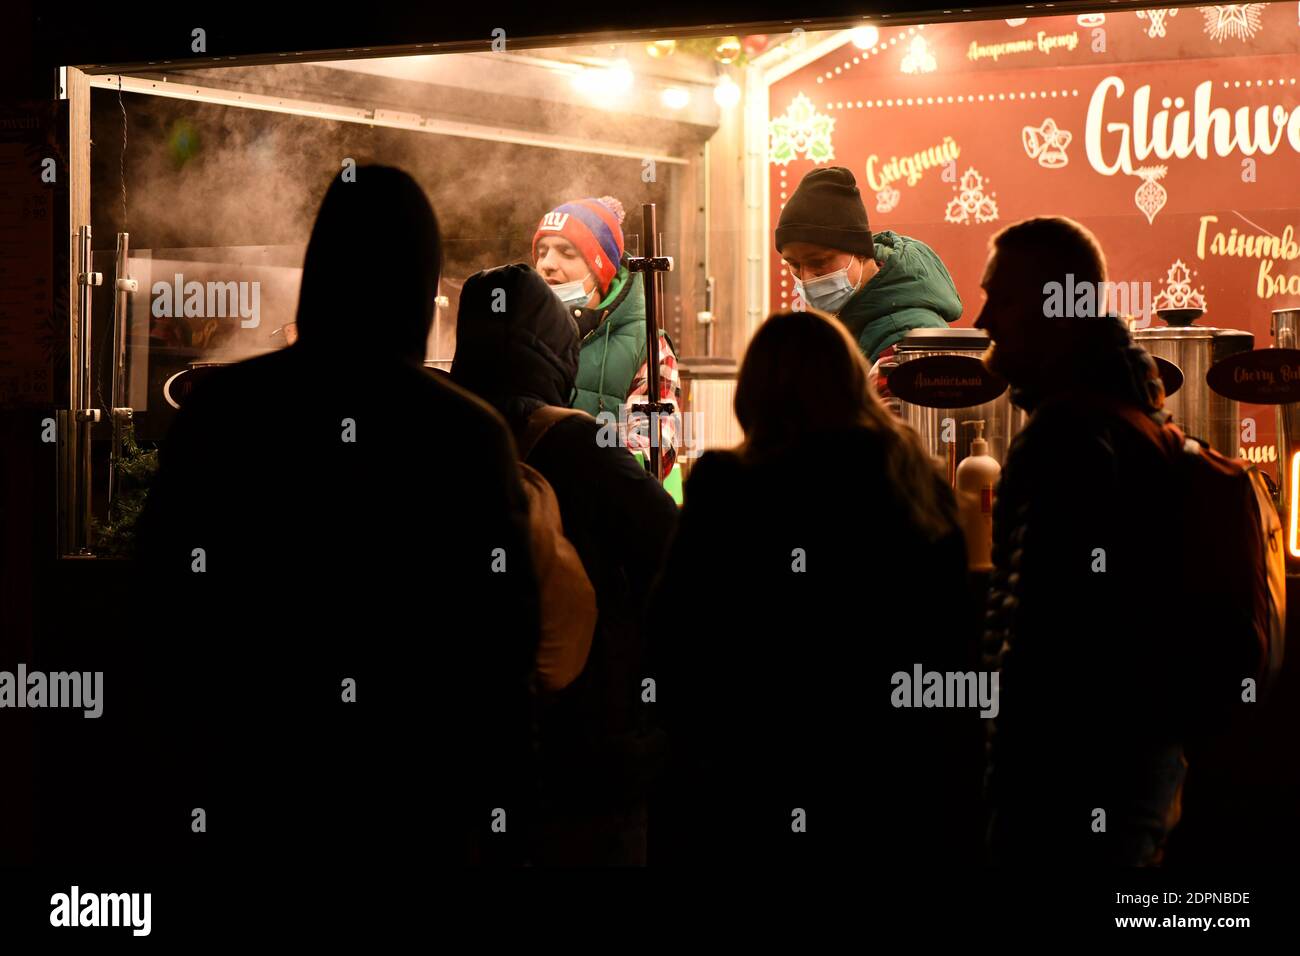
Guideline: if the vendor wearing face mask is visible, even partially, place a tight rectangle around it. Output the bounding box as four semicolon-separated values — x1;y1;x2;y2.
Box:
776;167;962;392
534;196;682;493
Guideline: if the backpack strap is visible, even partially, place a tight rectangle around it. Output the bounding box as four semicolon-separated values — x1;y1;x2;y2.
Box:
516;405;591;461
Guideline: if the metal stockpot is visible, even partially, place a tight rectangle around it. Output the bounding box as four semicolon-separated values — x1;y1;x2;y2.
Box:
886;328;1023;486
1132;324;1253;454
1272;308;1300;514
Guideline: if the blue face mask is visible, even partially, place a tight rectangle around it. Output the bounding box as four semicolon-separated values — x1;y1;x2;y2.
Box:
551;276;592;309
796;258;865;314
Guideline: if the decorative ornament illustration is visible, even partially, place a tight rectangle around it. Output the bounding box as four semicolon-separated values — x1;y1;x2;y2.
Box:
1077;13;1107;27
900;35;937;74
876;186;901;213
1136;9;1179;38
944;168;1000;225
769;92;836;166
1199;4;1265;43
1132;166;1169;224
1005;19;1028;27
1152;259;1208;312
1022;118;1073;168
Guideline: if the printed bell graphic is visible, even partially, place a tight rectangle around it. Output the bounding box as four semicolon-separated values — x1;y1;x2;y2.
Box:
1022;118;1072;169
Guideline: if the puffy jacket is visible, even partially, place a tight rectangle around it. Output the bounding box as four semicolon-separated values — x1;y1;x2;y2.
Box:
836;230;962;362
570;262;674;419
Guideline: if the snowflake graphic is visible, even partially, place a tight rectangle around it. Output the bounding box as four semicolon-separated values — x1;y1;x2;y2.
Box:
900;36;937;75
1199;4;1265;42
769;93;836;166
1152;259;1208;312
876;186;901;213
1135;9;1179;38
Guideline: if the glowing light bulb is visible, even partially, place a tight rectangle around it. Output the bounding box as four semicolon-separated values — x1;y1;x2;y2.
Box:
661;87;690;110
572;61;634;98
714;76;740;108
608;60;634;94
1289;451;1300;557
851;26;880;50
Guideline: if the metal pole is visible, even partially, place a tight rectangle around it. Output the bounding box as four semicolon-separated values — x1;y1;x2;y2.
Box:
700;275;716;357
642;204;663;482
75;225;102;554
626;204;674;484
108;233;137;512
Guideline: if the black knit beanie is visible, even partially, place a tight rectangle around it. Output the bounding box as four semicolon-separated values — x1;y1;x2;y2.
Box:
775;166;874;256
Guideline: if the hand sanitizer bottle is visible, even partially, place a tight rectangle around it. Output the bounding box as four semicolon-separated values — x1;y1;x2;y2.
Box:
955;420;1000;571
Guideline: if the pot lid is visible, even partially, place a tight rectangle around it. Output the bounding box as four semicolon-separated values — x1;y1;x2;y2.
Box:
895;327;989;351
1133;327;1249;340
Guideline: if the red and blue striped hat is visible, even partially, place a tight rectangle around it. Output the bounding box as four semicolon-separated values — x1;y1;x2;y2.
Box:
533;196;626;294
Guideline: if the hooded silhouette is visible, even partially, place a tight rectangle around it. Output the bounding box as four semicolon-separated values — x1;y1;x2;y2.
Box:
294;167;442;362
136;167;539;867
450;263;581;424
453;264;677;864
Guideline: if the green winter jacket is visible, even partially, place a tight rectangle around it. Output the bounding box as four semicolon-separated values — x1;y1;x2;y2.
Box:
572;264;664;418
835;230;962;362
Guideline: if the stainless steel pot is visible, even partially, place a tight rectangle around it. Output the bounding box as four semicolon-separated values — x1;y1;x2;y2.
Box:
885;328;1023;486
1272;308;1300;515
1132;324;1253;455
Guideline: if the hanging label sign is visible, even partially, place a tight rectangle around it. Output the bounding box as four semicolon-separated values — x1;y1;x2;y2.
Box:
887;354;1008;408
1206;349;1300;404
162;364;223;409
1152;356;1184;398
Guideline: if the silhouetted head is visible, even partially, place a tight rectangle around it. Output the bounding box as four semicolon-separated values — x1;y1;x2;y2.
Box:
450;263;581;427
735;308;876;450
295;166;441;363
736;308;955;539
974;216;1107;388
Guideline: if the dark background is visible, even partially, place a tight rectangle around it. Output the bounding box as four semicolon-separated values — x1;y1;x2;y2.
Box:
1;3;1295;939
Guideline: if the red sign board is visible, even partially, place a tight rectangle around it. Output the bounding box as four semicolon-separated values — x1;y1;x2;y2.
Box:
770;4;1300;475
887;353;1008;408
1207;346;1300;402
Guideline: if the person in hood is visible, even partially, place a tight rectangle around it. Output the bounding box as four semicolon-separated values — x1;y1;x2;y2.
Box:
452;263;679;865
136;166;539;867
775;166;962;396
533;196;683;490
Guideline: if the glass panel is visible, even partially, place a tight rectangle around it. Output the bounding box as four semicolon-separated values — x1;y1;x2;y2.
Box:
85;6;1300;492
107;245;304;440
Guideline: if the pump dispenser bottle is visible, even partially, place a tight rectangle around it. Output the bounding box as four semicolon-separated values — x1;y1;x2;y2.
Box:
955;420;1000;571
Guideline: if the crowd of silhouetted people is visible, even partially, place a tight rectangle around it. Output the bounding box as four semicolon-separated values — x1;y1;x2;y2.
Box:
120;165;1292;868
